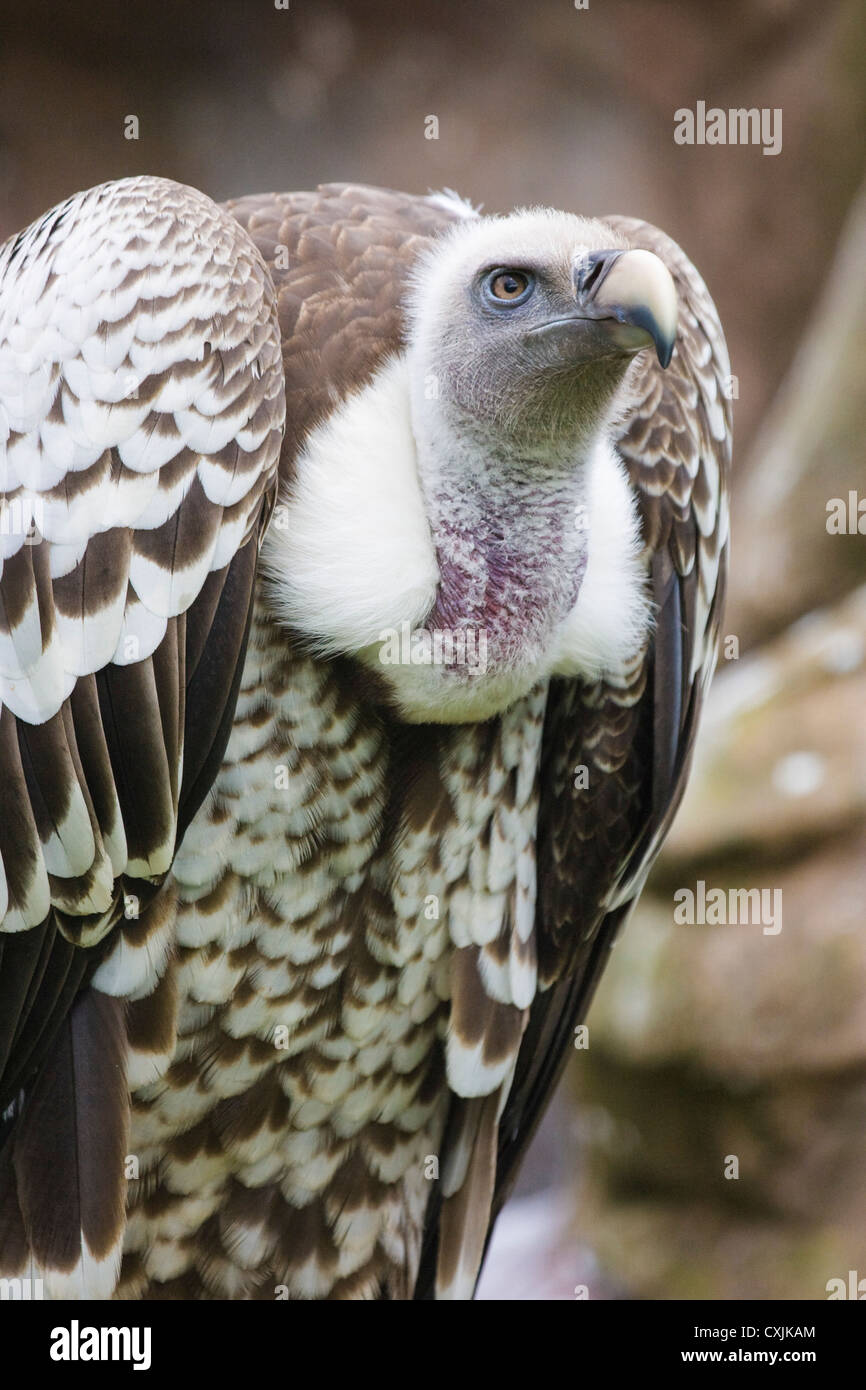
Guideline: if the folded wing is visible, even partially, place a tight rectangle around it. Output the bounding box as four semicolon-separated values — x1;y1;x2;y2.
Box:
0;176;284;1293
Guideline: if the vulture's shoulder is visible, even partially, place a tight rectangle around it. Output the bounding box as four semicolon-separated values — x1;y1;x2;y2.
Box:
222;183;467;473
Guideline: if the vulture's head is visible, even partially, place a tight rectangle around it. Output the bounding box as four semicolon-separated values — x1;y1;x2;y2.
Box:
267;203;678;724
407;207;677;452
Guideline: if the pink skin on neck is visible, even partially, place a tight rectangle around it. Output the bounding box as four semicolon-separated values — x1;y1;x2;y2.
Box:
425;475;587;676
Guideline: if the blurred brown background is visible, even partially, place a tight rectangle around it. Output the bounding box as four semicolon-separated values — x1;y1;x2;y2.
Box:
3;0;865;1300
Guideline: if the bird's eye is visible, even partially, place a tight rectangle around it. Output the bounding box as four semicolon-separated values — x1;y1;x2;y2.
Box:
485;269;534;305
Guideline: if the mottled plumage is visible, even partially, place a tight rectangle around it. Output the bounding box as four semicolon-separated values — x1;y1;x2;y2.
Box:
0;177;730;1299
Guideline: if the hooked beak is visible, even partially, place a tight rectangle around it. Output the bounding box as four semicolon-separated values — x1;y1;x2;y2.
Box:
529;248;678;368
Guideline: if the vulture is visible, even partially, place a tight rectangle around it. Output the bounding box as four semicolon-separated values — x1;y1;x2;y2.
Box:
0;177;731;1300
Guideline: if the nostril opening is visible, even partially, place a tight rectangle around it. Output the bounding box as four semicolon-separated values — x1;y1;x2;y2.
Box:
580;256;607;295
577;250;620;298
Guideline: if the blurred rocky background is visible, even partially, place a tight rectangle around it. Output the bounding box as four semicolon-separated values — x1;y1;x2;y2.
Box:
2;0;865;1301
